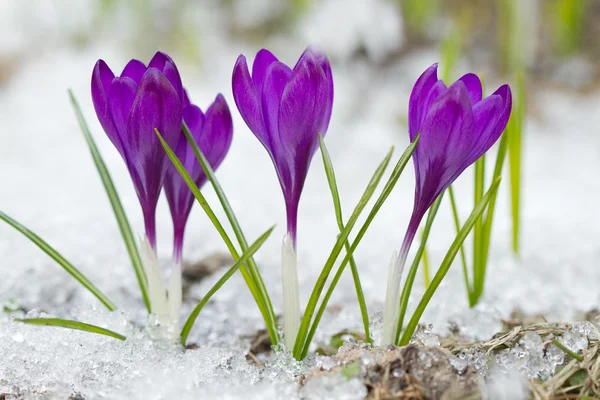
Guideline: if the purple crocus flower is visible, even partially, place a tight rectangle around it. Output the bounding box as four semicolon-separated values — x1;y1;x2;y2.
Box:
381;63;512;344
164;92;233;264
91;52;184;250
232;47;334;246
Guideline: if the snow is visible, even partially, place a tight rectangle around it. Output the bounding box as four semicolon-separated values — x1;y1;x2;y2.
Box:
1;0;600;399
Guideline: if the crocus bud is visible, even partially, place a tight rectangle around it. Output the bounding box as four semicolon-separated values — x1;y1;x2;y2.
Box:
381;63;512;345
91;52;185;250
164;92;233;264
232;47;334;246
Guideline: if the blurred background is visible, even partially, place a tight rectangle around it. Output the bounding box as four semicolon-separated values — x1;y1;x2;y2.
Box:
0;0;599;331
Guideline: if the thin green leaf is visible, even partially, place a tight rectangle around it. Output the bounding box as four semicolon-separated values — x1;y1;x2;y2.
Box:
508;71;525;254
447;186;471;302
399;177;502;345
180;225;275;345
394;193;443;344
15;317;126;340
68;90;150;312
318;134;371;344
421;232;431;288
472;155;485;302
180;123;278;345
298;135;419;359
552;338;584;362
0;210;116;311
156;128;277;345
475;132;509;302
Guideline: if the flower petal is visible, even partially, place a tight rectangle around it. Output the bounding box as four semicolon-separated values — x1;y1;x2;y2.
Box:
121;59;146;84
126;68;183;213
148;51;184;102
233;54;269;146
106;77;138;158
91;60;118;149
457;73;483;105
463;94;504;167
307;48;334;136
408;63;439;141
277;52;328;204
199;93;233;173
414;82;474;214
262;62;293;155
252;49;279;96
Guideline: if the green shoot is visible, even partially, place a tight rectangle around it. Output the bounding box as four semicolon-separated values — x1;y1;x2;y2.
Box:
15;317;126;341
421;229;431;289
68;90;150;312
297;135;419;359
180;225;275;346
553;0;586;56
156;128;278;345
318;134;371;344
552;338;584;362
399;177;501;345
508;70;525;254
0;210;116;311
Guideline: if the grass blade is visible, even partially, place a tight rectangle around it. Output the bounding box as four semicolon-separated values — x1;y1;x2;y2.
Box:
508;71;525;254
180;123;278;344
180;225;275;346
156;128;277;345
15;317;126;340
447;186;471;302
399;177;502;345
421;232;431;288
474;134;509;302
68;90;150;312
472;155;485;300
297;135;419;359
318;134;371;344
394;193;443;344
0;210;116;311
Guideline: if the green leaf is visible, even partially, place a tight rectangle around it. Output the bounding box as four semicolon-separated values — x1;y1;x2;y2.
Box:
318;134;371;344
447;186;472;304
552;338;584;363
508;71;525;254
0;210;116;311
297;135;419;359
180;123;278;345
15;317;126;340
399;177;502;345
421;231;431;288
474;134;509;303
68;90;150;312
156;128;278;345
180;225;275;346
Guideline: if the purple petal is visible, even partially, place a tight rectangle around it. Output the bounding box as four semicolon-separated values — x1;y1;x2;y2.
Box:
277;52;328;209
148;51;184;102
233;54;269;146
462;94;504;166
252;49;279;97
457;73;483;105
414;82;474;214
106;77;138;158
126;68;183;217
262;61;293;156
91;60;118;150
121;59;146;84
182;88;191;107
408;63;439;141
199;93;233;173
313;52;334;136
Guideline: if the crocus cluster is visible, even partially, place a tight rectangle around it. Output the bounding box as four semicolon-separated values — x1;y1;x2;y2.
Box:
91;52;232;326
90;48;511;351
381;63;512;344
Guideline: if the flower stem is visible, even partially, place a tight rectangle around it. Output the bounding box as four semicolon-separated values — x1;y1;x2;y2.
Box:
282;234;300;350
143;208;158;251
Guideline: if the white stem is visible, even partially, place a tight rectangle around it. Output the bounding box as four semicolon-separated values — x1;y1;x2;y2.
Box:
281;234;300;351
140;235;168;324
167;261;182;332
381;250;408;346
